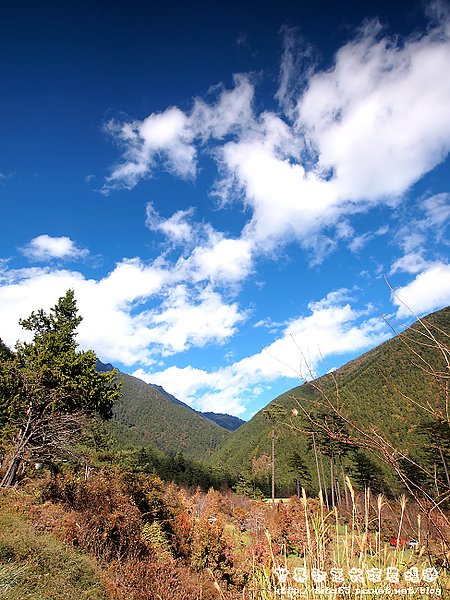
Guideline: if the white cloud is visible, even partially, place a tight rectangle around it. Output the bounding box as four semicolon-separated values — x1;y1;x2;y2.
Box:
190;73;255;140
104;107;195;191
297;19;450;202
103;11;450;263
140;284;245;355
392;263;450;318
139;290;390;415
217;116;338;251
20;235;88;262
390;251;432;275
0;259;245;366
103;75;254;193
145;203;255;285
146;202;196;243
348;226;389;253
421;192;450;231
391;192;450;269
188;236;254;284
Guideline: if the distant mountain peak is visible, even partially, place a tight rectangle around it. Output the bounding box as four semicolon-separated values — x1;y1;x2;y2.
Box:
149;384;245;431
201;412;245;431
95;359;114;372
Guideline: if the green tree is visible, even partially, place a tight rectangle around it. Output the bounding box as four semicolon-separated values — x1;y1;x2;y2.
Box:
263;403;286;507
350;451;386;495
289;451;311;497
0;290;121;486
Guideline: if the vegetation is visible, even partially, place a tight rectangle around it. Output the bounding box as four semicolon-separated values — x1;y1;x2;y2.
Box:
201;412;245;431
0;491;107;599
0;472;448;599
111;371;230;460
0;294;449;598
0;290;121;487
211;306;450;499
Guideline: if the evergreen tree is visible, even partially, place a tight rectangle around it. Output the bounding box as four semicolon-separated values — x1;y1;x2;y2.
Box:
263;403;286;507
0;290;121;486
289;451;312;497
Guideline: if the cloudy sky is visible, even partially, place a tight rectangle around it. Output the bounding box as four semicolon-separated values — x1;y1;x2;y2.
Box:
1;0;450;419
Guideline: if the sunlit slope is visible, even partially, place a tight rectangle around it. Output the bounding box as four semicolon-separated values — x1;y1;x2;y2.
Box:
210;306;450;494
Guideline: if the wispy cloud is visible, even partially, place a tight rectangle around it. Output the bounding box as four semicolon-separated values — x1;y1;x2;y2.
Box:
102;9;450;269
136;290;390;415
145;202;196;244
104;107;196;191
275;25;315;118
0;172;14;184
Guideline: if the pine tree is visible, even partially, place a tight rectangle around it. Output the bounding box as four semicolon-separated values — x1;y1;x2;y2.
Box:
0;290;121;486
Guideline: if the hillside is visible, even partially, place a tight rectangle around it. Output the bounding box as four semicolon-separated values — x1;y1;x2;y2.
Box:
148;383;245;431
111;371;230;460
201;412;245;431
210;306;450;496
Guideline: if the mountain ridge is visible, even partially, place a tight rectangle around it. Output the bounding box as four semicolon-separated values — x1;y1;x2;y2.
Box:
208;305;450;496
96;360;245;433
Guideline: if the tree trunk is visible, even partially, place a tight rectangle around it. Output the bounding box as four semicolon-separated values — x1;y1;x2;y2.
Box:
438;447;450;488
0;455;21;487
341;460;349;510
319;449;329;509
271;426;275;509
312;433;322;497
330;455;335;507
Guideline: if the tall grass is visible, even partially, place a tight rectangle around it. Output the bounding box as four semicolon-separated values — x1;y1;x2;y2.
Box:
246;481;448;599
0;509;107;599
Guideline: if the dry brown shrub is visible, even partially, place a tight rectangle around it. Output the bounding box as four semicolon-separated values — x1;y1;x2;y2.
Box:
269;497;308;554
190;517;234;576
39;470;151;561
106;558;220;600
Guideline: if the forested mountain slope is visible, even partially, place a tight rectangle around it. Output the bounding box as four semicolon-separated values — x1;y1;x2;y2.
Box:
110;371;230;460
210;306;450;496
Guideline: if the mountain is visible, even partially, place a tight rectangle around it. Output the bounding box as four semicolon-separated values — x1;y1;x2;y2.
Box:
148;383;245;431
107;370;230;460
201;412;245;431
95;359;114;372
96;364;244;437
209;306;450;496
148;383;184;406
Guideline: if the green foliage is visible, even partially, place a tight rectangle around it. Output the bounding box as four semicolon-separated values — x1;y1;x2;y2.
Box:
233;476;265;499
289;451;311;487
0;290;121;485
112;370;229;460
15;290;118;419
132;446;235;491
0;509;107;599
201;412;245;431
350;451;386;494
142;521;172;559
211;306;450;497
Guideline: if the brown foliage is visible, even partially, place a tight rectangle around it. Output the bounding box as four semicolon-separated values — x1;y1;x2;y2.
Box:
105;558;219;600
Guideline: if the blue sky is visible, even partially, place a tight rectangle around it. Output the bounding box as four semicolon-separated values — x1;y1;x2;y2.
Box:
1;0;450;419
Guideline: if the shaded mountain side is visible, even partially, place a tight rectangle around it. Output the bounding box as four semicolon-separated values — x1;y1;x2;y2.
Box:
111;371;230;460
148;384;245;431
209;306;450;496
201;412;245;431
148;383;184;405
95;359;114;372
97;363;244;434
